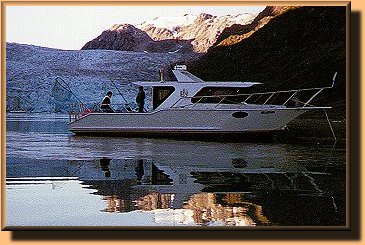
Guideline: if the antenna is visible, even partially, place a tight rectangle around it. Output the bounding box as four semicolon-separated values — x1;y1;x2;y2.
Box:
331;72;337;88
159;69;164;81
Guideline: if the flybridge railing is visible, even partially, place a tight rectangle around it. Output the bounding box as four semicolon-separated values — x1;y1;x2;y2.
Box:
170;88;325;109
170;76;336;109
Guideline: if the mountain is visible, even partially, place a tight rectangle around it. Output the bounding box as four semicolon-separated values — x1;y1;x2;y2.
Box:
188;6;346;118
82;12;258;53
6;43;195;113
138;13;257;53
213;6;298;48
81;23;195;53
82;24;154;52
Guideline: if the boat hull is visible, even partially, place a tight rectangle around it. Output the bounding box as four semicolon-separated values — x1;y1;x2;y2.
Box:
68;108;317;139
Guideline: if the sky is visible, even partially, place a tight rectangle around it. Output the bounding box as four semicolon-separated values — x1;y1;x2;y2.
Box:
6;5;265;50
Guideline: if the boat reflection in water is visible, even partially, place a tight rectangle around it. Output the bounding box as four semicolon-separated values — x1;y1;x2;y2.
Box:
76;155;340;226
84;158;270;226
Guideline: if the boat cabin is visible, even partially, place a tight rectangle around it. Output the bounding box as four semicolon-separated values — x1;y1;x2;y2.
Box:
133;65;261;111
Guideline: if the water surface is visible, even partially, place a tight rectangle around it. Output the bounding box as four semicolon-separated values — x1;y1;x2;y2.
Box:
6;113;346;227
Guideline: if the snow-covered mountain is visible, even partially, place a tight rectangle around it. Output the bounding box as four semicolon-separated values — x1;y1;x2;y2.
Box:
137;14;198;33
6;43;196;113
139;13;257;53
82;12;258;53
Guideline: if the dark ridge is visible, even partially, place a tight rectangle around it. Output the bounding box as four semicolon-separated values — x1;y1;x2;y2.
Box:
213;6;296;46
188;6;346;119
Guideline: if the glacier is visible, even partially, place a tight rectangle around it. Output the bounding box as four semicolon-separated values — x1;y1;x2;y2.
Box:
6;43;197;113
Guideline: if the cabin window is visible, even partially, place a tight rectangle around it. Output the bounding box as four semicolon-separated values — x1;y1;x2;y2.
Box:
191;87;257;104
153;86;175;110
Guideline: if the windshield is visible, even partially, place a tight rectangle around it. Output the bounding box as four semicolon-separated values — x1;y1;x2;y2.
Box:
152;86;175;110
191;87;258;104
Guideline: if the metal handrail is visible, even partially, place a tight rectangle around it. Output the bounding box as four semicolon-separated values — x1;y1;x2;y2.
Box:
68;102;138;123
179;85;332;100
171;84;333;109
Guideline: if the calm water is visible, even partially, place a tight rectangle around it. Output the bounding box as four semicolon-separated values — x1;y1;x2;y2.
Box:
5;113;346;227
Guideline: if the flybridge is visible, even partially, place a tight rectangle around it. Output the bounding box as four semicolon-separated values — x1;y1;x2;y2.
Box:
132;65;260;86
170;65;259;85
133;65;260;87
172;65;205;83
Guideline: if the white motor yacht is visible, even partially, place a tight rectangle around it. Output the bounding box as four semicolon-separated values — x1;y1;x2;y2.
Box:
68;65;335;138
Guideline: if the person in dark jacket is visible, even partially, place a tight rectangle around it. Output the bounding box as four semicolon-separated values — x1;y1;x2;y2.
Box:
101;91;114;113
136;86;145;113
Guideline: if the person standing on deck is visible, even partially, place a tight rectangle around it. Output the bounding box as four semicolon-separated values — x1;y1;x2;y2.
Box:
101;91;114;113
136;86;145;113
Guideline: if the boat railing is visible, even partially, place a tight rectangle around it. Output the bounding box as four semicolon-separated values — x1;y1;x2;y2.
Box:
68;103;89;123
68;102;136;123
171;83;334;110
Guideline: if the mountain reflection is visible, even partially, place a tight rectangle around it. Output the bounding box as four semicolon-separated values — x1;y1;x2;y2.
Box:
6;155;342;226
78;158;339;226
99;191;270;226
182;193;269;226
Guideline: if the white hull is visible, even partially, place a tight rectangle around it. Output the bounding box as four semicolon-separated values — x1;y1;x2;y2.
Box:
68;107;319;136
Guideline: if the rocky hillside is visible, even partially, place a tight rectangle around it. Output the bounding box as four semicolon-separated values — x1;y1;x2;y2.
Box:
81;23;194;53
189;6;346;118
82;24;154;52
6;43;196;113
138;13;257;53
82;12;257;53
213;6;298;47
